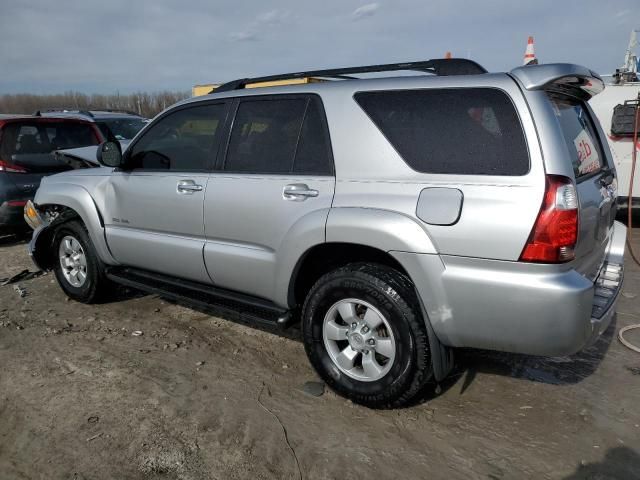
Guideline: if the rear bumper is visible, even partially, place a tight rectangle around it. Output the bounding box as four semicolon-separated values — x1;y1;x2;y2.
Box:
391;221;626;357
586;222;626;346
0;171;37;229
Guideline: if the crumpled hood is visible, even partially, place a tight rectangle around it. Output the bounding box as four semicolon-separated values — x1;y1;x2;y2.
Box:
55;140;132;166
56;146;102;165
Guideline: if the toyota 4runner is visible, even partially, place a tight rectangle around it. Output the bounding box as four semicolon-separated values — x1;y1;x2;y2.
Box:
24;59;626;408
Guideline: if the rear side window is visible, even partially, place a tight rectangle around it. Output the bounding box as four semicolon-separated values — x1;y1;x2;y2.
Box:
294;99;333;175
549;95;604;179
355;88;529;176
224;96;333;175
129;103;226;171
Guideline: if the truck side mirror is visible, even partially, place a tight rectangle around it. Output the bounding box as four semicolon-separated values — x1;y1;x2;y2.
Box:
96;141;123;168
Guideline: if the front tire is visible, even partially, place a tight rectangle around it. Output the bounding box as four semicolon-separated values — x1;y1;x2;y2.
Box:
302;263;433;408
52;220;109;303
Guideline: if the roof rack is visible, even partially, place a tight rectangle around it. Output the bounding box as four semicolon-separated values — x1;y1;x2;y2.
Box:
96;109;142;116
33;108;94;117
212;58;487;93
33;108;142;117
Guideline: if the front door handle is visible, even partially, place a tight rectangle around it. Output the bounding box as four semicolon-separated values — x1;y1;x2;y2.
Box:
177;180;203;194
283;183;319;201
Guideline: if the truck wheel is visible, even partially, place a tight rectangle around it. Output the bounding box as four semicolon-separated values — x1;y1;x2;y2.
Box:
52;220;109;303
302;263;433;408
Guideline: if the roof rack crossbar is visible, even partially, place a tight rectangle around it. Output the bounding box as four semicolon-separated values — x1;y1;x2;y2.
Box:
212;58;487;93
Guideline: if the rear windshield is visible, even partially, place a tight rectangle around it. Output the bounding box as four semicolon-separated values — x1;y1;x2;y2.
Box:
549;95;605;179
96;118;147;141
355;88;530;176
0;121;99;158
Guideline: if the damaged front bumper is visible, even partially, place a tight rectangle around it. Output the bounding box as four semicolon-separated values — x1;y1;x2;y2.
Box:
23;200;51;271
27;225;49;271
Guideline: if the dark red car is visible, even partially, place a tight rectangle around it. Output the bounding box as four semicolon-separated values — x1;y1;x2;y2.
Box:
0;115;104;233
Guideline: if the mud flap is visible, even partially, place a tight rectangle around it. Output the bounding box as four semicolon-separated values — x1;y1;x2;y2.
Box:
416;293;454;381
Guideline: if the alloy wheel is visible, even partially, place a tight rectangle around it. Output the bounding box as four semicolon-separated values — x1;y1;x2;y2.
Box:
322;298;396;382
58;235;88;288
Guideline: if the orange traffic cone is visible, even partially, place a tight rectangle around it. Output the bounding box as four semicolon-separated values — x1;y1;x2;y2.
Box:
523;36;538;65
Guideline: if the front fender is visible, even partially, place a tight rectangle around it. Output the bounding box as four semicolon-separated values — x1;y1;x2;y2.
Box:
326;207;438;254
33;183;117;266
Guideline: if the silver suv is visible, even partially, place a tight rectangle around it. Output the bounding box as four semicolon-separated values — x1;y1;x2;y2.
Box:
24;59;626;408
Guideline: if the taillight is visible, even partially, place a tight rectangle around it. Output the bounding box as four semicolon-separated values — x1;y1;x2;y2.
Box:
520;175;579;263
0;158;27;173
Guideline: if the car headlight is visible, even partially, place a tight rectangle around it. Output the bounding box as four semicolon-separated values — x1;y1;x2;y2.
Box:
24;200;45;230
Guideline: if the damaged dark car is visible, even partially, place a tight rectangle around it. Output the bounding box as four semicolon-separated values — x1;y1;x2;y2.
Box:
0;115;103;233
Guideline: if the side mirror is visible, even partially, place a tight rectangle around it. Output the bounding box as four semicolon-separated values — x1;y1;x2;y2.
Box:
96;141;123;168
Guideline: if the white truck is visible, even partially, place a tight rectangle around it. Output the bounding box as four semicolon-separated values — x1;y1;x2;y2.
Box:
589;29;639;209
590;82;639;208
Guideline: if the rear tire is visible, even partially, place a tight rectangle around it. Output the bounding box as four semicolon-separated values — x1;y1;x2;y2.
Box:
52;220;109;303
302;263;433;408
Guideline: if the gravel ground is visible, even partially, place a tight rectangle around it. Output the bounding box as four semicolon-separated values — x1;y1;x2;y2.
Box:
0;229;639;479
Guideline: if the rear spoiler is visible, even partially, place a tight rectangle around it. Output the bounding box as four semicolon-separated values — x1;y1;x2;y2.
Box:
510;63;605;100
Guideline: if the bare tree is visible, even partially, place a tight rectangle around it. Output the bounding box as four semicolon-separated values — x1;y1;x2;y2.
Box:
0;90;190;118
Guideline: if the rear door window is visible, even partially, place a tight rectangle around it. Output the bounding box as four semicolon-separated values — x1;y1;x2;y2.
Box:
355;88;530;176
224;96;333;175
548;95;605;179
224;98;307;174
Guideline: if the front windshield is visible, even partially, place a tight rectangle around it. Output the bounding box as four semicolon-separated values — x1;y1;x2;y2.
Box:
97;118;147;141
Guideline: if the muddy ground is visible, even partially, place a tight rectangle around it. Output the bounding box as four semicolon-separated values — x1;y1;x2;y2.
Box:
0;230;639;480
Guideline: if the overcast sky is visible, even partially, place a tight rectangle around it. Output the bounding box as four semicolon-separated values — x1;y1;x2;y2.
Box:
0;0;637;94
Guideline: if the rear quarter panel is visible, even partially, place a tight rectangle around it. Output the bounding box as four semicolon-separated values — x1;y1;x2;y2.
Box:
321;74;545;261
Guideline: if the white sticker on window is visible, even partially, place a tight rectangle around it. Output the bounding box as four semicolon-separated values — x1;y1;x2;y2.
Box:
573;129;600;174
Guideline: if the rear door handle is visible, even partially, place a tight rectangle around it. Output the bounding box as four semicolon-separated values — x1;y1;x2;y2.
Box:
283;183;319;201
177;180;203;194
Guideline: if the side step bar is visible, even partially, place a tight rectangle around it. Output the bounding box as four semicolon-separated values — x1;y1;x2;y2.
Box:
105;267;294;328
